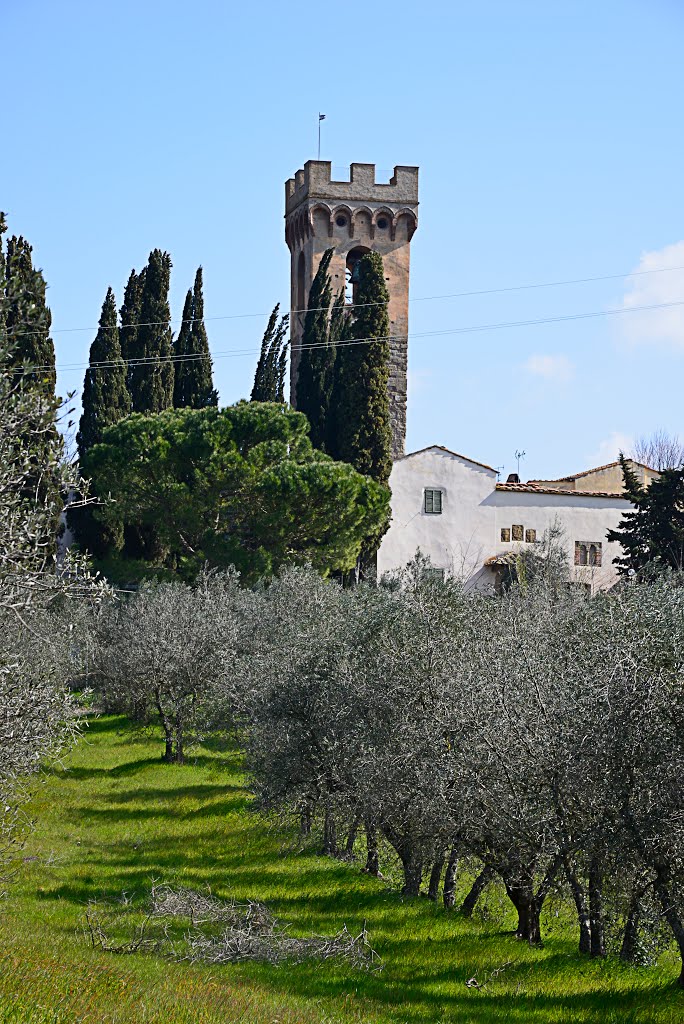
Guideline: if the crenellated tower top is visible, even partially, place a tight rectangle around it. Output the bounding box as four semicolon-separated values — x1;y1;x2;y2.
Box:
285;159;419;459
286;161;419;213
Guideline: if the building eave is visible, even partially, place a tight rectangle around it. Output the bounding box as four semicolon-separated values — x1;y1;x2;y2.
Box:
397;445;496;474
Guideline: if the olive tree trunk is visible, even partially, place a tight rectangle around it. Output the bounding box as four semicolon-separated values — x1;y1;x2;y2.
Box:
461;864;495;917
443;846;459;910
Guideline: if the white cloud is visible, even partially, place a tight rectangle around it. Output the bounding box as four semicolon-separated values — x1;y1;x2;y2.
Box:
586;431;633;468
523;353;575;382
622;240;684;349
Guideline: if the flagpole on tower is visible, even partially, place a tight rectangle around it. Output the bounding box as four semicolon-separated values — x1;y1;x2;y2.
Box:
318;113;326;160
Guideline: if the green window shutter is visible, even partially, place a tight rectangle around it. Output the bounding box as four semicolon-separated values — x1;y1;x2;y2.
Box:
424;489;443;514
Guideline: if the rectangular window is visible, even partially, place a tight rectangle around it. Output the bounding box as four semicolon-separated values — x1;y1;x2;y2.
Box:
500;527;511;542
512;524;524;541
424;489;443;514
575;541;602;567
525;528;537;543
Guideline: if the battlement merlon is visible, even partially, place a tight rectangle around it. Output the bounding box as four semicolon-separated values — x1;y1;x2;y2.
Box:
285;161;419;215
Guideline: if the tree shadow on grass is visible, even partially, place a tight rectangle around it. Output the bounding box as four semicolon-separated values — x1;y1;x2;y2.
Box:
79;783;243;804
66;794;249;824
54;754;230;781
238;949;680;1024
52;757;163;781
78;716;125;734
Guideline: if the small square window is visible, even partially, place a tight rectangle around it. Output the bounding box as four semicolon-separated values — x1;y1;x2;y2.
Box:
512;524;524;541
424;489;443;514
500;528;511;542
525;528;537;543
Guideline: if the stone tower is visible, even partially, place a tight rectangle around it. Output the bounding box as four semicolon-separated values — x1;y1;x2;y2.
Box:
285;160;419;459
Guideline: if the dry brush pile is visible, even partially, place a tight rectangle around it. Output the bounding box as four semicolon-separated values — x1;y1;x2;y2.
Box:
85;884;381;970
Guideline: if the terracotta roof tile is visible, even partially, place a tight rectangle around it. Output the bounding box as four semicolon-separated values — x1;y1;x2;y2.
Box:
495;482;626;499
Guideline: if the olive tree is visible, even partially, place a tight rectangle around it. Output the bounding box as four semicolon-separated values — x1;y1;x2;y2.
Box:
236;566;360;852
95;571;247;763
222;556;684;982
0;227;106;882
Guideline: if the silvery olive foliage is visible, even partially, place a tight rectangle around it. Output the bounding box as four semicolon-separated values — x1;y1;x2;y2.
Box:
1;223;108;881
93;569;252;763
0;607;87;870
233;561;684;986
0;346;107;881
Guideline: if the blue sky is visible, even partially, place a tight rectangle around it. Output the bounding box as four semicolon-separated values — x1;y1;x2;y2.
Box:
4;0;683;480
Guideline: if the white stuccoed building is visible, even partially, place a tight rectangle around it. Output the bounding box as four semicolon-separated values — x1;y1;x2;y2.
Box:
377;447;657;592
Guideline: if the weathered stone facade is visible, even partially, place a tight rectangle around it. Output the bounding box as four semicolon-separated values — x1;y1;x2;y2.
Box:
285;161;419;459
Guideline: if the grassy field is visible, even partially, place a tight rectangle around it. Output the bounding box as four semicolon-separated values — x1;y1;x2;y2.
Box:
0;716;682;1024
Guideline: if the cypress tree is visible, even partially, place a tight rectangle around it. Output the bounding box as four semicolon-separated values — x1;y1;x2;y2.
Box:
172;288;194;407
76;287;130;460
275;333;288;403
251;306;277;401
174;267;217;408
119;267;144;398
3;232;56;396
0;215;6;342
333;251;392;485
251;304;289;403
1;216;60;543
608;454;684;576
295;248;338;451
131;249;174;413
325;291;350;457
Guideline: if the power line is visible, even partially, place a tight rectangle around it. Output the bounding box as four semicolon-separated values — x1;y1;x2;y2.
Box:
6;262;684;342
10;296;684;377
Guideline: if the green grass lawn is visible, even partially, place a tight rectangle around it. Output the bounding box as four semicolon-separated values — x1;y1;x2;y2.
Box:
1;716;682;1024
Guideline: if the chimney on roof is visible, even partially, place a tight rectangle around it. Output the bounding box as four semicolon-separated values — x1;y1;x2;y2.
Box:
506;473;520;484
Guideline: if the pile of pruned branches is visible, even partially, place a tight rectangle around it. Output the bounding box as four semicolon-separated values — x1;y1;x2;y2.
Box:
84;884;381;971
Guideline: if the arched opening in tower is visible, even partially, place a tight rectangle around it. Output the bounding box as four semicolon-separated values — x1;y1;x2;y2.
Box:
345;246;371;306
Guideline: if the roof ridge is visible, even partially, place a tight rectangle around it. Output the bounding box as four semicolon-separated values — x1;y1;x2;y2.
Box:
398;445;496;473
530;458;657;482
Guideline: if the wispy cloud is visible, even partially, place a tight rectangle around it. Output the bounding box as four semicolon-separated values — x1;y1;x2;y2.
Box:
586;431;633;468
523;353;575;382
622;241;684;349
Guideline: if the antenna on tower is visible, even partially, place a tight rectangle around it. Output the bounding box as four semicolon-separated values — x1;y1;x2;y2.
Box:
514;449;526;478
317;113;326;160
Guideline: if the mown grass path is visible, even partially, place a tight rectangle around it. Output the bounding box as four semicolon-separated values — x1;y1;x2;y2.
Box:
0;716;682;1023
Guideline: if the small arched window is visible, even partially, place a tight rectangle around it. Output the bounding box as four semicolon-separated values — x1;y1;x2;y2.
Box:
575;541;602;568
345;246;370;306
